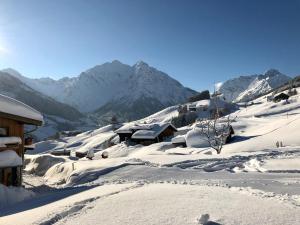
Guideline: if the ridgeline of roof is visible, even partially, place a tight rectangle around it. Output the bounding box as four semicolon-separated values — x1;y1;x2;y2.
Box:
0;94;43;126
131;123;177;140
115;123;154;134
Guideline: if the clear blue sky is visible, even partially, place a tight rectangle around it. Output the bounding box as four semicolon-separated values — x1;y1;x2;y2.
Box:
0;0;299;91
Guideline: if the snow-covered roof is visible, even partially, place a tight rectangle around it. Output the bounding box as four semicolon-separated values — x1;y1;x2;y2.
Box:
195;100;210;108
0;137;22;147
115;123;154;134
0;150;23;168
0;94;43;125
131;123;177;140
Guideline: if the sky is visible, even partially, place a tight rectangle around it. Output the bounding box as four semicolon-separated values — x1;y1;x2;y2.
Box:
0;0;300;91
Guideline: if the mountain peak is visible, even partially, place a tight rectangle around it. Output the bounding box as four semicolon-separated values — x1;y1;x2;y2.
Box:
111;60;122;65
1;68;23;78
134;60;149;68
264;69;281;77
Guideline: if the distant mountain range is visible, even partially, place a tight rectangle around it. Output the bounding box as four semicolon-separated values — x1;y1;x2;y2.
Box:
0;62;293;140
218;69;291;102
0;61;196;138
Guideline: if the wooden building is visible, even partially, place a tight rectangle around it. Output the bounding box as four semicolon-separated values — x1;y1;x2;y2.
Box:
0;94;43;186
115;122;177;146
115;123;153;142
273;93;290;103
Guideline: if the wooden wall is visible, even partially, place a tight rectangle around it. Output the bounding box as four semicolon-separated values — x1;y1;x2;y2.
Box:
0;117;24;158
0;117;24;186
158;126;175;141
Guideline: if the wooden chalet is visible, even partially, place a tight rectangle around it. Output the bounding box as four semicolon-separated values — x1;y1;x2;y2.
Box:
115;123;153;142
273;93;290;103
0;94;43;186
115;122;177;146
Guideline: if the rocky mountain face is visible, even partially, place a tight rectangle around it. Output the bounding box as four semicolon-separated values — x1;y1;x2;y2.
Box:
219;69;291;102
3;61;196;123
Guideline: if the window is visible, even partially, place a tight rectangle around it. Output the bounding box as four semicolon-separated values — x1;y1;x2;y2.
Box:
0;167;21;186
0;127;8;137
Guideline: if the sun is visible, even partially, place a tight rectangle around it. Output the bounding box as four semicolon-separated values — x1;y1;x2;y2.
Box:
0;45;7;54
0;38;9;55
0;32;9;55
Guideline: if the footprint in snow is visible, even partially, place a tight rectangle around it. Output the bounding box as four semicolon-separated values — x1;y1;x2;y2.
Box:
197;214;222;225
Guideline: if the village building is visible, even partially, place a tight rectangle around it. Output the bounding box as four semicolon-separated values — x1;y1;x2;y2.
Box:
187;98;234;118
273;93;290;103
0;94;43;186
115;123;152;142
115;122;177;145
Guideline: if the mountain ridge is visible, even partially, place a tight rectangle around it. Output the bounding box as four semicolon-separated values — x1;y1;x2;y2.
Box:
2;61;197;118
218;69;291;102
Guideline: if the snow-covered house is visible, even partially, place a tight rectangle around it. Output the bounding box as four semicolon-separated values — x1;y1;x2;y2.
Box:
115;122;177;145
273;93;290;103
187;98;234;118
115;123;152;142
0;94;43;186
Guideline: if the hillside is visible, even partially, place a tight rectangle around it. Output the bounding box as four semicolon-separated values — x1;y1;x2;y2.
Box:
2;86;299;225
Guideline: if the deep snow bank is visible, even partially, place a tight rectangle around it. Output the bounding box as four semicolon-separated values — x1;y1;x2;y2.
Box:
24;154;70;176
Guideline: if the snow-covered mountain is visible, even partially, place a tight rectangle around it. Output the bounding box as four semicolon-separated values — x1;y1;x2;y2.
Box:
219;69;291;102
0;71;90;140
3;61;196;122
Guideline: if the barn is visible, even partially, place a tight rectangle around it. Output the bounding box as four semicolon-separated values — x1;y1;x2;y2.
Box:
115;123;152;142
131;123;177;145
273;93;290;102
115;122;177;145
0;94;43;186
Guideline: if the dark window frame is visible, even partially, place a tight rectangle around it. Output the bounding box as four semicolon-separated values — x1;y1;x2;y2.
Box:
0;127;9;137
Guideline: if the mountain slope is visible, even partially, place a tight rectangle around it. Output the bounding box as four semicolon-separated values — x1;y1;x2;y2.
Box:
219;69;291;102
3;61;196;121
0;71;88;140
0;71;83;121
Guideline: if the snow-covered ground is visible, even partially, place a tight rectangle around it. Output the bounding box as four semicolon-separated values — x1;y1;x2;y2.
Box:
1;88;300;225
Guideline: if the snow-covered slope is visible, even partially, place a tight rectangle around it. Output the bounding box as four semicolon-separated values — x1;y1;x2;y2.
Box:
219;69;291;102
3;61;196;118
2;88;300;225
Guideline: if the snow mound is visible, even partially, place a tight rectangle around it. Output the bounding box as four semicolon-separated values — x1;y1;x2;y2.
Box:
0;137;22;147
185;128;210;148
0;150;22;167
24;154;69;176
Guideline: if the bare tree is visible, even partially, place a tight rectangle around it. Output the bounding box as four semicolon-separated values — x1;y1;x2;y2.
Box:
197;100;235;154
197;117;233;154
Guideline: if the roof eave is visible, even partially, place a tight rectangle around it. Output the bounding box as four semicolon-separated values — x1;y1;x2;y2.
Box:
0;111;43;126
